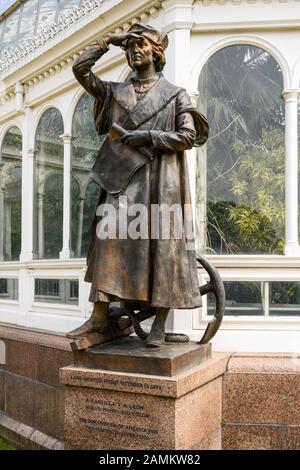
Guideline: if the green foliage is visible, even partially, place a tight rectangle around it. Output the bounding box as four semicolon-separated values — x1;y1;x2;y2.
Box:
207;128;285;254
200;45;284;139
0;438;15;450
207;199;283;254
70;92;104;257
0;127;22;261
1;126;22;154
271;282;300;305
198;44;285;254
70;178;100;258
5;166;22;260
43;173;63;258
226;128;285;253
72;92;104;165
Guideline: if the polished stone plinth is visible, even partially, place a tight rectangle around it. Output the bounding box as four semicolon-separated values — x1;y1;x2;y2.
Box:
60;340;231;450
222;353;300;450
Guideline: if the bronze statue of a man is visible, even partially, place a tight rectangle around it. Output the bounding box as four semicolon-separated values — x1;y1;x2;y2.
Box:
67;24;208;347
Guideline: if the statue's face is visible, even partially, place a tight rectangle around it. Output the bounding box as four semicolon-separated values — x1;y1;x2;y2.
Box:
126;36;154;70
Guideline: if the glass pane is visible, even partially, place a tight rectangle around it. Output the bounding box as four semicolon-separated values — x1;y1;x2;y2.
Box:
270;282;300;316
34;108;64;259
0;126;22;261
36;0;58;35
207;281;264;316
71;92;103;258
1;7;20;56
0;278;18;300
34;278;79;305
57;0;81;20
18;0;39;43
0;0;86;58
197;45;285;255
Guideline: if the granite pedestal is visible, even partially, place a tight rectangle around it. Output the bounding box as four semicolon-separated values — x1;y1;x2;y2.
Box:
60;337;231;450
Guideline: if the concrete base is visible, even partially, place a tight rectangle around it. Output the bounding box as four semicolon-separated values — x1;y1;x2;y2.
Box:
60;345;231;450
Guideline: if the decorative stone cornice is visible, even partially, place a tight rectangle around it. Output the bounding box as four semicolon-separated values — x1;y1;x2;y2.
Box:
201;0;292;4
0;90;15;105
0;1;161;75
0;1;162;102
15;5;161;93
192;17;300;32
162;21;194;34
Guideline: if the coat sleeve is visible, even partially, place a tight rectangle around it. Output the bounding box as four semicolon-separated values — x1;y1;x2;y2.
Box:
149;89;208;151
149;111;196;151
72;38;110;100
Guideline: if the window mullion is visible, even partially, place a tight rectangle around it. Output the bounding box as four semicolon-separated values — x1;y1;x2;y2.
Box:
60;133;73;259
282;89;300;255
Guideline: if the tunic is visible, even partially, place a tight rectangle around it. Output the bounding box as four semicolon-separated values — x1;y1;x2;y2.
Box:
72;42;208;309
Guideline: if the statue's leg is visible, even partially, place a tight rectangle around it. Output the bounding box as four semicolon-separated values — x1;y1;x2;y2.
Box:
66;301;109;339
146;307;170;348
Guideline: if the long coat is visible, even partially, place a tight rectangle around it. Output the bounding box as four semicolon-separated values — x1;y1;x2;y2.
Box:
73;44;208;309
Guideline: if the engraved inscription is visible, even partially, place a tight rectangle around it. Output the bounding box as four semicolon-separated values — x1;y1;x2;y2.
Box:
79;417;158;441
85;398;150;418
69;374;163;392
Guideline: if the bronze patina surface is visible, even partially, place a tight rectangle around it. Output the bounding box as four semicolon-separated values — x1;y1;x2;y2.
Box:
67;24;224;349
73;336;212;377
70;317;133;352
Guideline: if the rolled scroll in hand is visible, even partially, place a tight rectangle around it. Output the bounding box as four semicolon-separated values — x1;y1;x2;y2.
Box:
108;123;154;160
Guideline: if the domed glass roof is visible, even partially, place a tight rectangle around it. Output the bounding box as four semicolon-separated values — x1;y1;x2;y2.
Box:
0;0;83;59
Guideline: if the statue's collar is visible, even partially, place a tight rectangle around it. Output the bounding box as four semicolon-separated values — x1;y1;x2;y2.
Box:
111;78;137;112
111;76;183;130
132;74;159;85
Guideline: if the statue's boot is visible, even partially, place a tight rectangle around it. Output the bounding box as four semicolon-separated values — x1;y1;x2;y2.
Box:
66;302;109;339
146;307;169;348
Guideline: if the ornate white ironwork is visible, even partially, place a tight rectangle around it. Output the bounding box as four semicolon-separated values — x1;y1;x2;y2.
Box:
0;0;104;73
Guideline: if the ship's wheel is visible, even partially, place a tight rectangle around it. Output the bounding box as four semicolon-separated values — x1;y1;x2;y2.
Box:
107;255;225;344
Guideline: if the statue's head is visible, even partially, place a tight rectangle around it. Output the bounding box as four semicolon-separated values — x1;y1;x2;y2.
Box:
123;24;168;73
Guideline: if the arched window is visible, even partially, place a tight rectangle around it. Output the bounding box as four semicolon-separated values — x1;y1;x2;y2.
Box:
71;92;103;258
34;108;64;259
0;126;22;261
197;44;285;255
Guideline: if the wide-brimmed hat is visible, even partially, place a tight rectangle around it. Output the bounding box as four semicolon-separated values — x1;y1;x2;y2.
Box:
122;23;168;50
